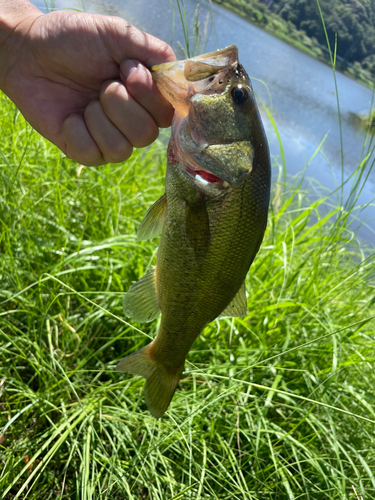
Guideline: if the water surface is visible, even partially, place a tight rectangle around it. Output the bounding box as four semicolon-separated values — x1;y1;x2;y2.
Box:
33;0;375;241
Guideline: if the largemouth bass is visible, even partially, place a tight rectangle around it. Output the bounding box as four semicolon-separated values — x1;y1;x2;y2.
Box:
117;45;271;418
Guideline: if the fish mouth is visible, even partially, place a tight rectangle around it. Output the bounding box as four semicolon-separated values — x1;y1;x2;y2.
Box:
153;46;246;190
170;120;230;188
167;115;229;188
185;166;225;186
151;45;238;118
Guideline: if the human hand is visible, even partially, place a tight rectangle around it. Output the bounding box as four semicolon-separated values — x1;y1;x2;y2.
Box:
0;2;175;165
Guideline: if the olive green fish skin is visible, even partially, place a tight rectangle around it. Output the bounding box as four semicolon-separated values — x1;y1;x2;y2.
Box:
117;46;271;417
153;90;270;370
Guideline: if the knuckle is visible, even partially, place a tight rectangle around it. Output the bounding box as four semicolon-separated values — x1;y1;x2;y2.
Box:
84;99;100;119
63;113;105;166
132;122;159;148
100;80;123;106
81;155;105;167
159;42;175;62
155;107;174;128
104;141;133;163
69;146;104;167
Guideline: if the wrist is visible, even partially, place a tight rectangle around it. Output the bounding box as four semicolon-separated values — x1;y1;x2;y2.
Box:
0;0;42;91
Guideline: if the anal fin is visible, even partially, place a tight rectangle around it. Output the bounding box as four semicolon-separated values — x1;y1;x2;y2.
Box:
123;267;160;322
219;282;247;318
137;194;167;241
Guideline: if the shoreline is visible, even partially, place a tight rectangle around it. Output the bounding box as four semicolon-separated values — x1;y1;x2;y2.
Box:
211;0;374;91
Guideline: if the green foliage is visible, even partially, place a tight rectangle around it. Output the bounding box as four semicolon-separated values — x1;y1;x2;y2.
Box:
261;0;369;64
1;91;375;499
213;0;375;86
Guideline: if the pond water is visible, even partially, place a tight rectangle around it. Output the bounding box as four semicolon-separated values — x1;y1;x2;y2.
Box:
33;0;375;243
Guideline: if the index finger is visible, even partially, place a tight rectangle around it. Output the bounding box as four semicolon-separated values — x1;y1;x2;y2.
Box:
120;60;174;128
98;17;176;68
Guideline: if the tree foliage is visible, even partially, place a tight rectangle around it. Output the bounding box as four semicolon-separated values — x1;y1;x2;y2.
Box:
213;0;375;83
260;0;374;70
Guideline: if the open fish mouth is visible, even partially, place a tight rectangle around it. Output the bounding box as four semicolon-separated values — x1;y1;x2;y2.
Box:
151;45;239;118
153;46;253;189
173;140;229;187
168;116;230;187
185;166;224;185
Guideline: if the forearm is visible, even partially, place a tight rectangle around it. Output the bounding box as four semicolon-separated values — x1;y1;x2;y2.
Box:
0;0;42;90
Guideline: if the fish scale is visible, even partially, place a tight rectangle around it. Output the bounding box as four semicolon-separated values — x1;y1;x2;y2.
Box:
116;45;271;418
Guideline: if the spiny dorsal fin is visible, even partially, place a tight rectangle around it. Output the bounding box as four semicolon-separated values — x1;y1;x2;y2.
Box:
123;267;160;322
219;282;247;318
137;194;167;241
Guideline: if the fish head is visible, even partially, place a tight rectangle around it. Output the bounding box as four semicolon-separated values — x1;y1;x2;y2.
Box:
152;45;268;193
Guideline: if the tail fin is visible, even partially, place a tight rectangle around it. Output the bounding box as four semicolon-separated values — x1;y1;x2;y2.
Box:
116;344;184;418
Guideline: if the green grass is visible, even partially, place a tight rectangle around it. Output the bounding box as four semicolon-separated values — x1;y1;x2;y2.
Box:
1;84;375;500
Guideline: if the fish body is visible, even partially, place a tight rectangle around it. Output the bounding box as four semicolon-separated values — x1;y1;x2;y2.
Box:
116;46;271;418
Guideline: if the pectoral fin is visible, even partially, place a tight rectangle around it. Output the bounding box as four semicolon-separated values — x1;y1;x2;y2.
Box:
123;267;160;322
137;194;167;241
219;282;247;318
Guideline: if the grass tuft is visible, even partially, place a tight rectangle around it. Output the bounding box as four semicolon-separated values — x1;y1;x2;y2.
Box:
1;84;375;499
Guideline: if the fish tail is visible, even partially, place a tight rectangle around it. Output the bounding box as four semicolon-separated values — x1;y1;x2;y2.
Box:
116;343;184;418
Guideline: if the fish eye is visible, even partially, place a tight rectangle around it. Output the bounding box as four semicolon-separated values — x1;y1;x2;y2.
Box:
231;85;249;104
